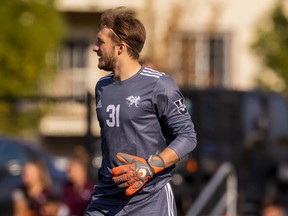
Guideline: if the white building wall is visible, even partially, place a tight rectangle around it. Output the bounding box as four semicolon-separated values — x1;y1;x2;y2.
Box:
44;0;280;137
55;0;145;12
141;0;277;89
55;0;278;90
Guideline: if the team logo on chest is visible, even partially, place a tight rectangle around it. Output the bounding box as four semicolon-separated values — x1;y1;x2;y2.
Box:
126;96;141;107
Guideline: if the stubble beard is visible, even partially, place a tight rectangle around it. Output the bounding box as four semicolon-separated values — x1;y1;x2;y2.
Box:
98;50;117;72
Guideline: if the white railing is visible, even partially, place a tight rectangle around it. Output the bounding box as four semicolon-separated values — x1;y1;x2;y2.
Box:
185;162;237;216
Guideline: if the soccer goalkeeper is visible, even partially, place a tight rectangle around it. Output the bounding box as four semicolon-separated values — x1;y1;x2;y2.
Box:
84;7;197;216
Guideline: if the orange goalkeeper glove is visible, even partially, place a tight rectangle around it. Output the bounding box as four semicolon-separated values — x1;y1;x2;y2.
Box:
112;152;165;196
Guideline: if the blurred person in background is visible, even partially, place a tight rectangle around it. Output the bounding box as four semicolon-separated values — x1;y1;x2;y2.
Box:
12;159;54;216
261;197;286;216
60;145;94;216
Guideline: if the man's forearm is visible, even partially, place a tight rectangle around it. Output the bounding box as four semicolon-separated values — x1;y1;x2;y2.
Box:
158;147;180;168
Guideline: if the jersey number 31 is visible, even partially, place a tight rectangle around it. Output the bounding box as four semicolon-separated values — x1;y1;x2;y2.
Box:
106;104;120;127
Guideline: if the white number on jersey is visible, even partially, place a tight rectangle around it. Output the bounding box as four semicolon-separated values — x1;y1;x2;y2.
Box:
106;104;120;127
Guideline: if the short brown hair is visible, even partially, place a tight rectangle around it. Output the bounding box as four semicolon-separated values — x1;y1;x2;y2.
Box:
99;7;146;59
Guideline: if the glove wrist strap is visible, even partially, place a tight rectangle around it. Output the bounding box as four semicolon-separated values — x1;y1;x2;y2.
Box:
147;154;165;174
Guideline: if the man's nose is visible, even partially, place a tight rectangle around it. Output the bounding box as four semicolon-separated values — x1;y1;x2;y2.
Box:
93;44;99;52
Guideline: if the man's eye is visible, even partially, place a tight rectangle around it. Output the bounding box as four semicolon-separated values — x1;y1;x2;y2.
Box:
96;40;103;46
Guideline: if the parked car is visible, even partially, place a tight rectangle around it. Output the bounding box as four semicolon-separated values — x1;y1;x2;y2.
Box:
0;136;66;216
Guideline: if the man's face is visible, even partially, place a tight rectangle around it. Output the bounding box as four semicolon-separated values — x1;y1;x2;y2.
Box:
93;28;118;71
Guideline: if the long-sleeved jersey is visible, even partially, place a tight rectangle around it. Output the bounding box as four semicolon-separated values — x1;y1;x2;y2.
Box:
94;66;197;204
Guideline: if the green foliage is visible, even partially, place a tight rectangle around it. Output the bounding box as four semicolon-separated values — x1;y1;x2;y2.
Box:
251;0;288;94
0;0;66;96
0;99;43;135
0;0;66;135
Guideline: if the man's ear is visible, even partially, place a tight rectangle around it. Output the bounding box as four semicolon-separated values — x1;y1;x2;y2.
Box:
118;44;124;55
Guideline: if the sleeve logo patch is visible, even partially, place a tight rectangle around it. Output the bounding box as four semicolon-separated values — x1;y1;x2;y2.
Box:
174;98;187;114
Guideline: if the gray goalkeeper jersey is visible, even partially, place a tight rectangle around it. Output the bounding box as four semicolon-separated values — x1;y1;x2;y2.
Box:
94;66;196;203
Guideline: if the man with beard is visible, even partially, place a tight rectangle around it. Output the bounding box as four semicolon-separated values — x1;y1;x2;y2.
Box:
84;7;197;216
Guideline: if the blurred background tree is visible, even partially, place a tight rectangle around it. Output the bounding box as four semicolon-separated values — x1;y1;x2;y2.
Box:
0;0;66;135
251;0;288;95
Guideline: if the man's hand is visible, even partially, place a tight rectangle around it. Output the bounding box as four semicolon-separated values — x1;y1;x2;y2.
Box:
112;152;165;196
